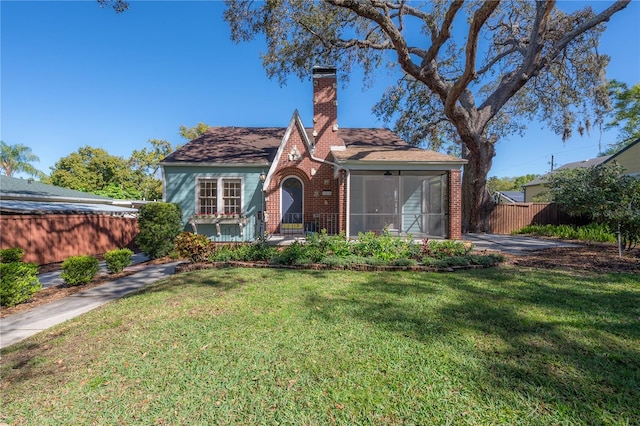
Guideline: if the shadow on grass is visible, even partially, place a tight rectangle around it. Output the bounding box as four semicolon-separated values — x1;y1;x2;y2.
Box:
301;268;640;421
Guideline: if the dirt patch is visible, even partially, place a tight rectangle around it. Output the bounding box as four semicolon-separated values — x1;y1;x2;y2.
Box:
499;243;640;274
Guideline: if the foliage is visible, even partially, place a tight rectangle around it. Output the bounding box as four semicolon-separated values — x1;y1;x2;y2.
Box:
487;174;539;193
602;80;640;153
547;162;640;249
178;122;210;140
61;256;100;286
104;248;134;274
513;223;617;243
0;141;45;178
0;247;25;263
175;232;215;263
129;139;178;201
221;0;629;232
136;203;183;259
351;231;420;261
48;146;139;199
0;262;41;307
421;239;473;260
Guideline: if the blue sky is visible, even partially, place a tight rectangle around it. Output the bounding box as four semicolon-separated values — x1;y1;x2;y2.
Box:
2;1;639;180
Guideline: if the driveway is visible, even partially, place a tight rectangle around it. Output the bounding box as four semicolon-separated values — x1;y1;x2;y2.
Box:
464;233;578;255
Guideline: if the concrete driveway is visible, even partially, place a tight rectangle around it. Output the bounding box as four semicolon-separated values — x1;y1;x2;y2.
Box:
464;233;578;255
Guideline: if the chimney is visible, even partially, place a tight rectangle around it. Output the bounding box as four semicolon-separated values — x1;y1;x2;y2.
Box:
312;66;344;158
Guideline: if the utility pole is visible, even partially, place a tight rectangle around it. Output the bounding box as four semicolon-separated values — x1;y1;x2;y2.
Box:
550;155;554;172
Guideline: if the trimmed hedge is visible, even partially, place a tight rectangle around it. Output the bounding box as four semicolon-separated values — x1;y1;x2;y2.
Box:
61;256;100;286
0;248;25;263
136;203;183;259
104;248;134;274
0;262;41;307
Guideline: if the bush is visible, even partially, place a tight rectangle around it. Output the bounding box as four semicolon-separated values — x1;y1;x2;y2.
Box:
0;262;41;307
61;256;100;286
175;232;215;263
352;230;420;261
104;248;134;274
421;239;472;259
0;248;25;263
513;223;616;243
271;241;307;265
136;202;183;259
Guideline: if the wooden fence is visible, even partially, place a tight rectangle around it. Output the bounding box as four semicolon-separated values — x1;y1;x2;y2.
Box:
489;203;576;235
1;214;138;265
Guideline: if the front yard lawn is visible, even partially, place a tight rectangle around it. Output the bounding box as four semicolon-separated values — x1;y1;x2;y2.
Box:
2;267;639;424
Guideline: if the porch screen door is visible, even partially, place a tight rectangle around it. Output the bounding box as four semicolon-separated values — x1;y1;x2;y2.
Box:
281;177;303;232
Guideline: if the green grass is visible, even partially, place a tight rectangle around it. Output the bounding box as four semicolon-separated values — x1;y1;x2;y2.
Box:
2;267;639;425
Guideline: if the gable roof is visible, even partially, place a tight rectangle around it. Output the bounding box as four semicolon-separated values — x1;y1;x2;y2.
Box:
161;126;465;166
522;155;611;187
494;191;525;203
605;137;640;164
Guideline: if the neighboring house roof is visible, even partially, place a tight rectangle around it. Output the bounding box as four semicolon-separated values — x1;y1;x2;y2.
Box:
494;191;525;203
522;156;611;187
0;175;137;215
161;126;465;166
0;200;137;215
0;175;112;203
607;137;639;162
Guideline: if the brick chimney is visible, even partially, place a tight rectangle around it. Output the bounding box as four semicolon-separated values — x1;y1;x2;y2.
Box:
312;66;344;158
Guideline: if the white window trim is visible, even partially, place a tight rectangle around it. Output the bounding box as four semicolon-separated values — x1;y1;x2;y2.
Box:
195;176;244;215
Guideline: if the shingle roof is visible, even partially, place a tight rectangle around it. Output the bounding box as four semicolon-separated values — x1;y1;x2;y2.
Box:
522;156;611;187
161;126;464;165
0;175;112;202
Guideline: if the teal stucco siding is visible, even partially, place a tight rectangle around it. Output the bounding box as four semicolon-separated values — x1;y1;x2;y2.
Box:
163;166;265;242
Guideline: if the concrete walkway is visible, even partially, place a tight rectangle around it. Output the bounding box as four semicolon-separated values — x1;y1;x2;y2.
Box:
464;233;578;255
1;261;181;349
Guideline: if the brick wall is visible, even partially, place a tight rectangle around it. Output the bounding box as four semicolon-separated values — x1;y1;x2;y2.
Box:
448;169;463;240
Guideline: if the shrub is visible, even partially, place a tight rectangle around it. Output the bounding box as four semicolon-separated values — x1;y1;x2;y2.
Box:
175;232;215;263
0;248;25;263
352;230;420;261
0;262;41;307
271;241;307;265
136;202;183;259
391;258;418;267
421;239;472;259
61;256;100;286
513;223;616;243
104;248;134;274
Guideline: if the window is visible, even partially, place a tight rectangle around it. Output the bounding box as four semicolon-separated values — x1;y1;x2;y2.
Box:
198;179;217;214
197;177;243;214
223;179;242;214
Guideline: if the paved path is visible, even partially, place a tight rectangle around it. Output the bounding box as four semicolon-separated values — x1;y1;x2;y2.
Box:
1;261;181;349
464;233;578;255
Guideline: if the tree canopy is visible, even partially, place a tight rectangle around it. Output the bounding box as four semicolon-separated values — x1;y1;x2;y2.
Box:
601;80;640;155
0;141;45;179
487;174;539;194
222;0;629;232
99;0;630;231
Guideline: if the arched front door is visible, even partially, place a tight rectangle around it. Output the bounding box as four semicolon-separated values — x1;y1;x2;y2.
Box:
281;177;303;233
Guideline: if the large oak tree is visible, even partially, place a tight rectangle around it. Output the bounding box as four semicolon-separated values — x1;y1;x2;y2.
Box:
223;0;630;232
99;0;630;231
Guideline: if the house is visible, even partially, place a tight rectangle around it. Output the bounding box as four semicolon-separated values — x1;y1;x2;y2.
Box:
493;191;525;204
522;156;611;202
522;138;640;202
161;67;466;242
0;175;139;264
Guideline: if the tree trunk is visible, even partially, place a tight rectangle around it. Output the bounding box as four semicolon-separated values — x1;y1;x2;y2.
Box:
461;139;495;233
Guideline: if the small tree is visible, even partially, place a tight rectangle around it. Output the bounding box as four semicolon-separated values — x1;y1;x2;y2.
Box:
136;202;183;259
547;162;640;250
